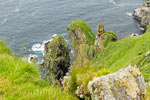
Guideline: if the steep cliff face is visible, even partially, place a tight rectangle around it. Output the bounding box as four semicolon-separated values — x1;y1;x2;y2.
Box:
43;35;70;85
67;20;118;65
67;20;96;65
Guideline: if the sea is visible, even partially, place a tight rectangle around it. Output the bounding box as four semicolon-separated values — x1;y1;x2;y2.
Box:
0;0;145;63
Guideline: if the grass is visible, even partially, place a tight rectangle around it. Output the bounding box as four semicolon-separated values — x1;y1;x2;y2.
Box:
0;41;78;100
67;20;96;45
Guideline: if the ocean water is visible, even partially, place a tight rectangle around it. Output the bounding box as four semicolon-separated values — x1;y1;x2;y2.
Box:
0;0;144;62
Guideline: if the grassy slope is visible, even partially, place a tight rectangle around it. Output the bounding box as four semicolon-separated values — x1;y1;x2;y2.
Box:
68;22;150;98
93;27;150;81
0;41;77;100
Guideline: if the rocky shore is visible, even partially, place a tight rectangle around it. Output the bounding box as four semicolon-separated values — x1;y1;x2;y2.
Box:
132;0;150;30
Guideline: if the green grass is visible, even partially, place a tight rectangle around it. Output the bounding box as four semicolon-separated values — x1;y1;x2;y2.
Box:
0;41;78;100
67;20;96;45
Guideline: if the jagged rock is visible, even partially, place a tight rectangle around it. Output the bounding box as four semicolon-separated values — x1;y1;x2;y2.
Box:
95;24;118;51
43;35;70;85
67;20;96;64
132;0;150;30
88;65;146;100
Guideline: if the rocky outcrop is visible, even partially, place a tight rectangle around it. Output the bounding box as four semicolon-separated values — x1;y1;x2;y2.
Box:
67;21;118;65
43;35;70;85
95;24;118;51
132;0;150;30
67;20;96;64
88;65;146;100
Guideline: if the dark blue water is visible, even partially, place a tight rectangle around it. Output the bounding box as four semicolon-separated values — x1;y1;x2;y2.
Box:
0;0;144;62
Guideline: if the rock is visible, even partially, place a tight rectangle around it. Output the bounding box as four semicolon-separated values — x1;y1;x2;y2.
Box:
95;24;118;51
145;51;150;57
88;65;146;100
67;21;118;65
43;35;70;85
132;0;150;30
130;33;139;37
67;20;96;64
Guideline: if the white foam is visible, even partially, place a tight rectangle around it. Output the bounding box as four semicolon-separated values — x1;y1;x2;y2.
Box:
31;37;54;55
126;12;132;17
32;43;44;52
108;0;132;7
52;34;57;38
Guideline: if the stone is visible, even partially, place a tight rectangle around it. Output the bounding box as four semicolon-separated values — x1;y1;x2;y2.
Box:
88;65;146;100
95;24;118;51
43;35;70;85
132;1;150;30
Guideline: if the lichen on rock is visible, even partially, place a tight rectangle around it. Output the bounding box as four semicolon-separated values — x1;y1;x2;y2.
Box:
43;35;70;85
88;65;146;100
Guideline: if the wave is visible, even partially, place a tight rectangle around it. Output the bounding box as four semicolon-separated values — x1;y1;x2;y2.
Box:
108;0;141;7
126;12;132;17
31;34;58;56
1;15;8;25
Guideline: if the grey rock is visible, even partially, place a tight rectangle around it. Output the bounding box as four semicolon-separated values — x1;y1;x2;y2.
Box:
132;0;150;30
88;65;146;100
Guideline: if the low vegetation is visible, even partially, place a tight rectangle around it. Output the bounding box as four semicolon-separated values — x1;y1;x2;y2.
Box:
0;41;77;100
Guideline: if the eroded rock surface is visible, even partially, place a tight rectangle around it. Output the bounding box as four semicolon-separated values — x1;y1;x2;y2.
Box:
95;24;118;51
88;65;146;100
67;20;96;64
43;35;70;85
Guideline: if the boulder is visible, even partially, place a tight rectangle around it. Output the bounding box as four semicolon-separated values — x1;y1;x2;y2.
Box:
132;1;150;30
43;35;70;85
88;65;146;100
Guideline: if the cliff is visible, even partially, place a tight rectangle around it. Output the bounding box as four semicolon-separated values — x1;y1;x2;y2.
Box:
43;35;70;85
63;21;150;100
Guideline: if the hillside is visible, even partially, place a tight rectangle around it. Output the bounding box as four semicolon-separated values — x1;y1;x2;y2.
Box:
0;41;77;100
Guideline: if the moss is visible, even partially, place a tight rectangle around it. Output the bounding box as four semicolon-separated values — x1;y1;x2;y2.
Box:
67;20;96;45
44;35;70;85
102;31;118;47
